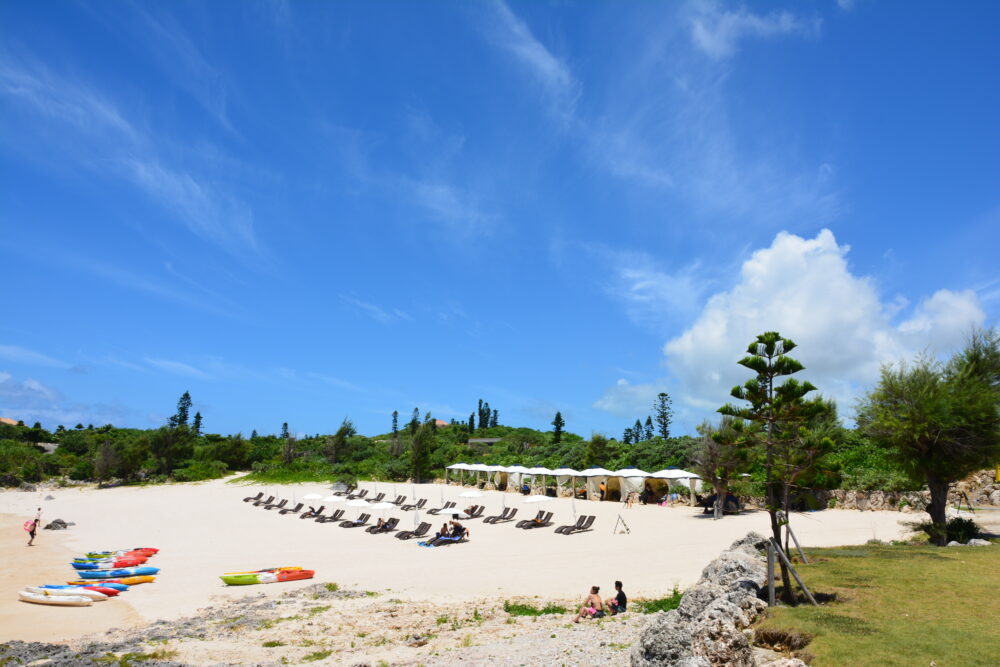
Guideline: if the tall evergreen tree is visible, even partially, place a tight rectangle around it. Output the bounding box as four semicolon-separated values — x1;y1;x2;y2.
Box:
551;411;565;444
192;412;203;436
622;428;633;445
280;422;290;440
468;412;475;433
654;393;673;439
409;408;420;435
634;418;644;442
411;421;434;482
491;409;498;428
250;429;258;440
175;391;192;427
644;416;654;441
391;410;399;436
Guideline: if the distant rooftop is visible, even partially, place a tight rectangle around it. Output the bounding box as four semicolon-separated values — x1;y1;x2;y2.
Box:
0;417;18;426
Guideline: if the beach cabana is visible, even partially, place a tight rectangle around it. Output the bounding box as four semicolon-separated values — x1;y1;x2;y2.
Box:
551;467;580;497
468;463;492;488
446;463;471;485
525;466;552;495
609;467;650;501
484;464;507;489
650;468;702;506
579;467;613;500
505;465;530;493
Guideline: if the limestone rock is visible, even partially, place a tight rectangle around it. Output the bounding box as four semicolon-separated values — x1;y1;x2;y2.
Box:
43;518;68;531
967;539;991;546
728;531;768;556
698;550;767;588
690;610;754;667
673;658;711;667
990;490;1000;506
760;659;809;667
630;610;693;667
677;584;726;621
946;541;965;547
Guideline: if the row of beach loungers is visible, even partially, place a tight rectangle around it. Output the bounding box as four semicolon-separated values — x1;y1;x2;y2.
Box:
240;490;595;537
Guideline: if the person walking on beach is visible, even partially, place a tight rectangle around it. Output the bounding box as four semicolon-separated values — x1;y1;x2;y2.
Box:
27;517;38;546
573;585;604;623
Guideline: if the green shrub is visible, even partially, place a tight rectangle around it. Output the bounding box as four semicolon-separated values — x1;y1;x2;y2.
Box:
173;459;228;482
910;517;983;544
635;588;683;614
502;601;566;616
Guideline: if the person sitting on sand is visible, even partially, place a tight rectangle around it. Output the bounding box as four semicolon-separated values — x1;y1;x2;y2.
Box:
521;482;530;495
573;586;604;623
606;580;627;615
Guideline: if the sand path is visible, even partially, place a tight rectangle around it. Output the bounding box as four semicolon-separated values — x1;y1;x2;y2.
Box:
0;478;911;643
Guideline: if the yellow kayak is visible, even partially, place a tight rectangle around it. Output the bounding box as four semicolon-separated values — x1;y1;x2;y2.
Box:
67;576;156;586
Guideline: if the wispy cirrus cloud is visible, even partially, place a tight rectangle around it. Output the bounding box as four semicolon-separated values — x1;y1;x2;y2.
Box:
340;294;411;324
688;1;820;60
489;0;580;123
406;179;497;237
0;55;261;258
145;357;213;380
0;344;71;369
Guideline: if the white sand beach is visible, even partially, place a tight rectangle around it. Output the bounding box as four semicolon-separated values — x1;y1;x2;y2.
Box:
0;478;913;644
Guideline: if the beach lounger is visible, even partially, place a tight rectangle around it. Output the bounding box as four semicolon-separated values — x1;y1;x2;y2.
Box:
339;513;371;528
252;495;275;507
333;484;356;497
263;498;288;511
564;515;596;535
347;489;369;500
391;495;406;506
316;509;345;523
396;522;431;540
515;510;545;528
370;492;385;503
555;515;587;534
366;517;399;534
279;502;304;515
243;491;263;503
401;498;427;511
301;506;324;519
427;501;456;516
520;511;553;529
485;507;518;524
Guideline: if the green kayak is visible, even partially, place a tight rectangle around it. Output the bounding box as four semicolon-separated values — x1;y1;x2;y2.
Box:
219;567;314;586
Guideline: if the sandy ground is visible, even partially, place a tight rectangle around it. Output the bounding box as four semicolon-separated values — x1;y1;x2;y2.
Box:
0;478;913;645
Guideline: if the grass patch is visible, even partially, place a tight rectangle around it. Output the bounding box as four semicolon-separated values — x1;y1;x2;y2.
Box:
306;605;331;616
325;582;339;592
634;587;683;614
756;541;1000;666
261;641;285;648
301;650;332;663
93;650;178;666
502;601;567;616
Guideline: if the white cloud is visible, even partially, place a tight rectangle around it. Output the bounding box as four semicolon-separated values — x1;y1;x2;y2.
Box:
407;180;496;237
340;294;411;325
0;344;70;369
593;378;666;419
0;372;131;428
688;2;820;60
659;229;985;420
145;358;212;380
489;0;580;122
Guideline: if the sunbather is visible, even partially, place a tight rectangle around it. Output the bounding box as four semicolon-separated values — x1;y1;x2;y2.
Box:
573;586;605;623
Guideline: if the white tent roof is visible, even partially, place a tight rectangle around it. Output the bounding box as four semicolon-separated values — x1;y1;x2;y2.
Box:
447;463;471;470
505;465;530;473
484;464;507;472
551;467;580;476
579;467;614;477
611;467;650;478
467;463;491;472
525;466;552;475
650;468;701;479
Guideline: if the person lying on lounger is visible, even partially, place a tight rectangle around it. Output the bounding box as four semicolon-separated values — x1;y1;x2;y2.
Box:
573;586;605;623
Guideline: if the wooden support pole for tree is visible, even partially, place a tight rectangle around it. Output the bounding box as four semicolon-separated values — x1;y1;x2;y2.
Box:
766;542;776;607
769;538;818;606
786;522;809;564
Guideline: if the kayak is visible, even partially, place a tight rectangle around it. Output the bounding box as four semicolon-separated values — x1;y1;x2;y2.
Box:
39;583;123;595
86;548;158;559
25;586;108;601
67;576;152;586
72;559;145;570
220;567;314;586
19;590;92;606
74;555;148;564
77;566;159;580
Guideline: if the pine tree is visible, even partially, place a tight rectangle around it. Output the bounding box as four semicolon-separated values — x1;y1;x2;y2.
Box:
480;401;491;430
634;418;644;442
250;429;258;440
551;411;565;444
468;412;475;433
654;393;673;439
491;409;498;428
192;412;203;436
280;422;290;440
409;408;420;435
175;391;192;427
644;416;654;441
622;428;633;445
391;410;399;436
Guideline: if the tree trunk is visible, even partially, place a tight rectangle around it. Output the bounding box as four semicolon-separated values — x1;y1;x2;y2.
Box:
713;481;725;520
926;473;951;546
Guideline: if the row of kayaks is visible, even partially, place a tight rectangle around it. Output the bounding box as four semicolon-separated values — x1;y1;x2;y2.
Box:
19;547;160;607
220;566;315;586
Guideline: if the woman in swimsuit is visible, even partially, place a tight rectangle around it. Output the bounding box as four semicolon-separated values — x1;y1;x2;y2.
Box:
573;586;604;623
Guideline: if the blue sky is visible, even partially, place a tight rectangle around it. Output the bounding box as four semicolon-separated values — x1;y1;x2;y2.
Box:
1;1;997;438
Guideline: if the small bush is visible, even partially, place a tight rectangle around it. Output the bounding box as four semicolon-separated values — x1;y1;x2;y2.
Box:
910;516;983;544
827;498;837;509
502;601;566;616
635;588;683;614
173;459;228;482
324;582;339;592
301;650;332;662
262;641;284;647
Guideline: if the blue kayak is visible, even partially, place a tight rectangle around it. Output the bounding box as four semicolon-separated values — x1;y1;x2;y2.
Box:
40;583;130;592
77;566;159;579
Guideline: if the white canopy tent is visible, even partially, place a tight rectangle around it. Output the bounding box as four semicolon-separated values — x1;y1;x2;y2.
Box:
524;466;552;495
609;467;650;501
579;467;614;500
650;468;702;506
505;465;530;492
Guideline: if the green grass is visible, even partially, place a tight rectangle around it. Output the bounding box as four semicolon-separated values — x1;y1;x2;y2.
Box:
756;541;1000;666
502;601;567;616
261;641;285;648
634;587;683;614
301;650;332;662
324;582;339;592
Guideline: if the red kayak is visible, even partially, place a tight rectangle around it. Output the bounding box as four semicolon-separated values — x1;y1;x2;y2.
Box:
83;586;120;597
